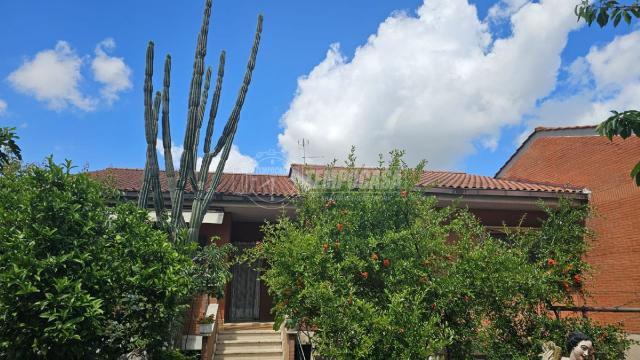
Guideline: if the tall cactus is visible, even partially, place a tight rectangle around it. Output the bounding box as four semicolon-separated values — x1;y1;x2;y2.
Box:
139;0;263;243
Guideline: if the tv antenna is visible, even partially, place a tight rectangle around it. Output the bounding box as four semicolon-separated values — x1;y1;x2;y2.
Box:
298;138;323;164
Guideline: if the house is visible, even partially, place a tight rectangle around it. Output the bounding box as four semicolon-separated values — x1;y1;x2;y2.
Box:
496;125;640;357
92;164;587;359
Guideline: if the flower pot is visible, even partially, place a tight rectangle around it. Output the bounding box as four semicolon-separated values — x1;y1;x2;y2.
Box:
199;323;214;334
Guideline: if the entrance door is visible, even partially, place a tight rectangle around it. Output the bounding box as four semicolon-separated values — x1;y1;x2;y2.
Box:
229;243;260;322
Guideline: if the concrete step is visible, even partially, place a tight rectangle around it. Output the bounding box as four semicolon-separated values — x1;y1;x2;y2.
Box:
222;322;275;331
214;322;282;360
216;341;282;353
218;338;282;345
214;353;282;360
219;329;280;334
217;331;280;342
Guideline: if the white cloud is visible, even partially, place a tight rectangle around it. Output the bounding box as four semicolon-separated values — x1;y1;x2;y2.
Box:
585;31;640;89
525;31;640;137
198;145;258;173
157;141;257;174
8;41;96;111
487;0;529;21
278;0;581;169
0;99;7;116
92;38;132;103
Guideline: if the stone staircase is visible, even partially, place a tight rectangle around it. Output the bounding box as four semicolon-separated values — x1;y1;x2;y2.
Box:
214;322;283;360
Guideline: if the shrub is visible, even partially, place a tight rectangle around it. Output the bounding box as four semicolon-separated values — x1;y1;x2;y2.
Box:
0;159;230;359
247;152;631;359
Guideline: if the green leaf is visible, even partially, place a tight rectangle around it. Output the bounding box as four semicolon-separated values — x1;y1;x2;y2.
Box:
597;7;610;27
613;11;623;26
631;161;640;186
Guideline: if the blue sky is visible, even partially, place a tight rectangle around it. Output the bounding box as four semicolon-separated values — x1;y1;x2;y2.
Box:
1;0;637;176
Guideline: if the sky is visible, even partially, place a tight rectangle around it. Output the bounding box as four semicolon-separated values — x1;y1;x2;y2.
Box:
1;0;638;176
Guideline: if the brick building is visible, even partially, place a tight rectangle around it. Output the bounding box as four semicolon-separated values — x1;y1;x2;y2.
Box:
496;125;640;355
94;164;586;359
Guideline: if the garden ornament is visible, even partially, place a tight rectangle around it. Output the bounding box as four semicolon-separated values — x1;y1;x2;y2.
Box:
540;331;594;360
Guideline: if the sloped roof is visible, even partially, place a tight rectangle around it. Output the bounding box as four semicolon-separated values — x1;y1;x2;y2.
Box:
290;164;584;194
90;168;298;197
91;165;585;199
417;171;584;193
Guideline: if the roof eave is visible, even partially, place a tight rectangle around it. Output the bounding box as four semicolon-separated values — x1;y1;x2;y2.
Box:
422;187;588;211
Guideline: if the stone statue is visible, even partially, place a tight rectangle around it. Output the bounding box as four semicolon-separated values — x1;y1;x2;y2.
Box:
540;331;594;360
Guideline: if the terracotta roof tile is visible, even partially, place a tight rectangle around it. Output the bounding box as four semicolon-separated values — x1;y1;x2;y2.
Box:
91;165;584;197
90;168;298;197
290;164;584;194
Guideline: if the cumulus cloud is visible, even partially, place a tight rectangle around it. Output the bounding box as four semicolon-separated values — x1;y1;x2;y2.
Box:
8;39;131;111
278;0;581;168
92;38;132;103
0;99;7;116
487;0;529;21
157;141;257;174
8;41;96;111
524;31;640;138
198;145;258;173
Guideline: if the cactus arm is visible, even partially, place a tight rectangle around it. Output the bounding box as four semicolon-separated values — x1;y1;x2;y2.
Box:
198;51;226;190
188;114;238;243
203;51;225;154
210;15;263;158
187;15;263;243
138;41;155;209
189;66;212;192
161;55;179;210
149;91;165;217
171;0;213;230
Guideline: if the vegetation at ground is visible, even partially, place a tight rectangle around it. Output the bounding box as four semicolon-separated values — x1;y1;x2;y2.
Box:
0;158;232;359
248;151;632;359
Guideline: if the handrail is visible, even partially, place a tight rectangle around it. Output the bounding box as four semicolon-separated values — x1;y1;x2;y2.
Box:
203;302;219;359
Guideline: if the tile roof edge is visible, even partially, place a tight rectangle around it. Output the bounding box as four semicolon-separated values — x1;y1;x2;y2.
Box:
291;163;464;174
496;176;587;191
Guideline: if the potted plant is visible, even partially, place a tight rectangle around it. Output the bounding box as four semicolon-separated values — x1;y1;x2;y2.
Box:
198;315;215;334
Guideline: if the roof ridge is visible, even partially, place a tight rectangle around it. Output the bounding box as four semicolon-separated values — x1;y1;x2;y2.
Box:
534;125;597;132
94;167;289;177
292;164;465;175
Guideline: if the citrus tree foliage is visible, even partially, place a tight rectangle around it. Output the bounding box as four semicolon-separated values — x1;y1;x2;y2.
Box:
575;0;640;185
0;159;231;359
247;153;630;359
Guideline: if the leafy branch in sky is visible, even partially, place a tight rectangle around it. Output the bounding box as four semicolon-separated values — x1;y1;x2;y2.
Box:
575;1;640;185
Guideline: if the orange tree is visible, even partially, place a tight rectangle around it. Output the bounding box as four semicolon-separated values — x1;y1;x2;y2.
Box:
247;153;630;359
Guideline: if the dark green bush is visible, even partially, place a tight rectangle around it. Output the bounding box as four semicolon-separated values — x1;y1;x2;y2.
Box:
0;159;230;359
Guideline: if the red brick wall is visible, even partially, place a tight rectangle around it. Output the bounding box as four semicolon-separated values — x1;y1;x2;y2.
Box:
500;135;640;332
